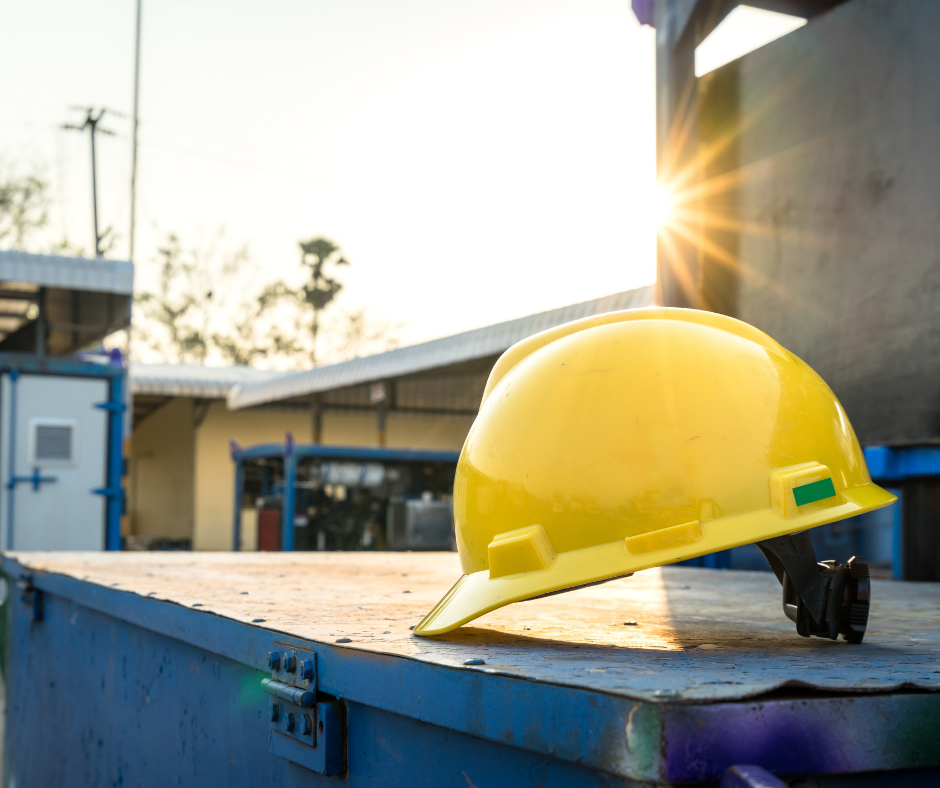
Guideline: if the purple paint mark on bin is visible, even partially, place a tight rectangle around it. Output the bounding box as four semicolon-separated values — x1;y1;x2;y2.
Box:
660;695;940;783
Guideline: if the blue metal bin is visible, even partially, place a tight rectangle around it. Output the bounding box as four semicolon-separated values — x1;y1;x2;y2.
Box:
3;552;940;786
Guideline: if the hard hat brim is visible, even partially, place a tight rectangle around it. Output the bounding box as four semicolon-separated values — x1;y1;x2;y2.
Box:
413;482;896;636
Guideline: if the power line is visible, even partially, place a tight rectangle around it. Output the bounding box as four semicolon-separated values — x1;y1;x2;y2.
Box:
130;0;143;263
1;111;329;186
62;107;117;257
137;136;328;185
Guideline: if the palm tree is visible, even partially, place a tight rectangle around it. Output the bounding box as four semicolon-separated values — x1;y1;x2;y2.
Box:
299;237;349;364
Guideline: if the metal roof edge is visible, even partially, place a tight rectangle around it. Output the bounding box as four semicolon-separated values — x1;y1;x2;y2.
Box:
227;285;654;411
0;250;134;295
129;362;286;399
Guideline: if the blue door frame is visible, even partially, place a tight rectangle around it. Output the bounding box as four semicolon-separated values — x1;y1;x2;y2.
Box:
0;352;125;551
230;434;460;551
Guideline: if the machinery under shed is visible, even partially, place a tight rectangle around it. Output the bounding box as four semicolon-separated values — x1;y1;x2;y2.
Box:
232;440;459;553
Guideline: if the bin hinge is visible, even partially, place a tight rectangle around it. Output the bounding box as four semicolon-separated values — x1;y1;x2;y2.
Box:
262;650;344;776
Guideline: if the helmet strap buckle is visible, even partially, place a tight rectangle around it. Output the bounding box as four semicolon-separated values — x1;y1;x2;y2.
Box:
757;532;870;644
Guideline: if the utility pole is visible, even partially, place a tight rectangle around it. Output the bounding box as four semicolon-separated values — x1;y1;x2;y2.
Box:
129;0;143;262
63;108;116;257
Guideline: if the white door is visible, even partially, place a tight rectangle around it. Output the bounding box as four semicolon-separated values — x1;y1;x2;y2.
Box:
0;373;109;550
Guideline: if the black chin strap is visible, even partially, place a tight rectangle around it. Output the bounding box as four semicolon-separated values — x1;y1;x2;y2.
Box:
757;531;870;644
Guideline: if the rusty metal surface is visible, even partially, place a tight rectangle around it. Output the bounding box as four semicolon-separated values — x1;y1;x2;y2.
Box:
6;551;940;703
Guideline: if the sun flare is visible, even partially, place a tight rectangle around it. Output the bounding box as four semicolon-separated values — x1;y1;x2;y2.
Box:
652;184;674;229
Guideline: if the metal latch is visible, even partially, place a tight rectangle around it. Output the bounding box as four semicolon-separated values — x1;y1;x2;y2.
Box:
262;650;343;775
17;574;43;622
9;468;57;492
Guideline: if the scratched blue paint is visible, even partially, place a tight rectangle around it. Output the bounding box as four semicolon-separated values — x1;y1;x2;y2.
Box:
5;557;940;786
3;576;634;787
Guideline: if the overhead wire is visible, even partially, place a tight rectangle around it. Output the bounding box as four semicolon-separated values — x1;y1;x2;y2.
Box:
137;135;328;186
0;105;335;261
0;109;330;185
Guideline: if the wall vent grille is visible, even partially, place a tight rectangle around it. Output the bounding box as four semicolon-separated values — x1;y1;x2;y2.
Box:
34;424;73;462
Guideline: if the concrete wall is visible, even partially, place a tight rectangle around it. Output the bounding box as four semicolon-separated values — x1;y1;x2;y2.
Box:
319;410;474;450
694;0;940;445
320;411;377;447
387;412;475;450
128;397;195;541
193;402;313;550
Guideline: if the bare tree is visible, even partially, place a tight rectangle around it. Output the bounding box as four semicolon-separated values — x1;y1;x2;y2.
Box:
133;232;279;364
0;168;49;250
134;231;399;368
211;281;303;366
334;309;401;360
0;164;401;367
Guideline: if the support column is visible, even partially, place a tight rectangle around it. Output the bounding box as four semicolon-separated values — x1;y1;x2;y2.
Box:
376;399;387;448
230;439;243;552
656;0;703;309
282;434;297;552
231;459;244;552
901;479;940;581
104;371;125;551
311;394;322;444
34;288;46;356
655;0;739;310
371;382;391;447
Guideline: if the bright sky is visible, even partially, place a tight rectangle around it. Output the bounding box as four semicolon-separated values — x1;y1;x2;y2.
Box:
0;0;657;347
0;2;803;349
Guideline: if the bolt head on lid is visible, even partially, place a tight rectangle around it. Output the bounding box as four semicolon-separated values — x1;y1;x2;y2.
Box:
283;652;296;672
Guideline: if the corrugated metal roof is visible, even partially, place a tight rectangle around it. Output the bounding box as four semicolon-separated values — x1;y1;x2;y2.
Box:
129;363;285;399
0;250;134;295
228;285;655;411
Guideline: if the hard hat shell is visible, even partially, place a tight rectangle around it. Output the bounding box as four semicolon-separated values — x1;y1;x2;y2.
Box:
414;307;896;636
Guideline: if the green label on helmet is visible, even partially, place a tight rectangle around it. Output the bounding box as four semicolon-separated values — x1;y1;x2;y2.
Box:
793;477;836;507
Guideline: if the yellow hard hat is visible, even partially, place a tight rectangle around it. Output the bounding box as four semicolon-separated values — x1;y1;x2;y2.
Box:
415;307;896;636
